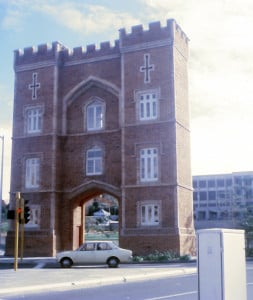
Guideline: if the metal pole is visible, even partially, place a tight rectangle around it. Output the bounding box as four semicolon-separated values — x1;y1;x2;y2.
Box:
14;192;20;271
0;135;4;227
20;197;24;261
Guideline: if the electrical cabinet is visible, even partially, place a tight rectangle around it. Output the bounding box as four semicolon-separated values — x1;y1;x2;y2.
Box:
197;228;247;300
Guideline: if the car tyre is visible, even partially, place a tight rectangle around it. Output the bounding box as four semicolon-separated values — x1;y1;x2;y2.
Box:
60;257;73;268
107;257;119;268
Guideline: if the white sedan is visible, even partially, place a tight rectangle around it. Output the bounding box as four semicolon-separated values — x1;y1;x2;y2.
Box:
56;241;133;268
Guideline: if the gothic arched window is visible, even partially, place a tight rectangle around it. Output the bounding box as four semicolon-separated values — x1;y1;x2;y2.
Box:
86;99;105;131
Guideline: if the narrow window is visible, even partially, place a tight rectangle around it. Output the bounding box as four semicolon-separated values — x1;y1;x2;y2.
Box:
26;108;43;133
25;158;40;188
139;92;157;121
86;101;104;131
86;147;103;175
140;148;158;182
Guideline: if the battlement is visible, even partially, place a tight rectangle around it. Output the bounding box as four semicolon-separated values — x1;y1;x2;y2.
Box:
14;40;120;67
63;40;120;62
175;22;189;43
14;41;68;67
14;19;189;68
119;19;189;47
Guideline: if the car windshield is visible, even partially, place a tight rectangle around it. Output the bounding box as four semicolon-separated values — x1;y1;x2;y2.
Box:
76;241;118;251
76;243;96;251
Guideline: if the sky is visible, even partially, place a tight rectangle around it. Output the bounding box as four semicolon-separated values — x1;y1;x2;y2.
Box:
1;0;253;201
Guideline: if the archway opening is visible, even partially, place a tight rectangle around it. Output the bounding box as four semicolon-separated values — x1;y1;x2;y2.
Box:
85;194;119;245
72;192;119;249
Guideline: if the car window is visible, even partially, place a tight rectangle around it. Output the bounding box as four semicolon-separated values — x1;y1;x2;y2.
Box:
80;243;96;251
97;242;112;251
110;242;118;249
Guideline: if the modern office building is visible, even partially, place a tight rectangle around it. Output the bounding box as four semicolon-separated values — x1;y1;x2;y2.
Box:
193;172;253;229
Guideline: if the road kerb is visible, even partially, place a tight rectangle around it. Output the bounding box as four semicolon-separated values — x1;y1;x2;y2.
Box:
0;268;197;296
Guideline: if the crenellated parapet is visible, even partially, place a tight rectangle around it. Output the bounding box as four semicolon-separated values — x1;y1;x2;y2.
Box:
14;41;68;67
13;19;189;69
174;22;189;44
119;19;189;48
14;40;120;68
62;40;120;63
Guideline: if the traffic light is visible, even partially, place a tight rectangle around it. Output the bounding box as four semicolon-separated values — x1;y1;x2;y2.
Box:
7;208;22;223
7;209;15;219
7;197;31;224
24;200;30;224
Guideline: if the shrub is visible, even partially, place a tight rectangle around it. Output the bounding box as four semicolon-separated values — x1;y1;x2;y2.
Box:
133;250;179;262
246;248;253;257
179;254;191;262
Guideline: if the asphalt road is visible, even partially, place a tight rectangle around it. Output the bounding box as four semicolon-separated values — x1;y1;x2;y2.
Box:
2;266;253;300
1;260;253;299
1;273;198;300
0;261;197;297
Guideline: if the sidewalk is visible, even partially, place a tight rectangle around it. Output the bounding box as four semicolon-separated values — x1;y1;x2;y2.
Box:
0;257;197;296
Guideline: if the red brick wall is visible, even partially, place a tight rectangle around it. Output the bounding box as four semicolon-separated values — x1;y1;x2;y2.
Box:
6;19;196;257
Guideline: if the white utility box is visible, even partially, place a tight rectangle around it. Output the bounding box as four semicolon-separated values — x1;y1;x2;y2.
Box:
197;228;247;300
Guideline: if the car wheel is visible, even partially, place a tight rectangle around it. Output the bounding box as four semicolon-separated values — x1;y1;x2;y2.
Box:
107;257;119;268
60;257;73;268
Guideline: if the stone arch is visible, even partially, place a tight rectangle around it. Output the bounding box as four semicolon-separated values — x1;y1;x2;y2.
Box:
67;180;121;202
62;76;121;134
63;180;121;250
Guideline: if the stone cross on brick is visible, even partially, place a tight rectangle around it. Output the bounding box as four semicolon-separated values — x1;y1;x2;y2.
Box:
140;54;154;83
29;73;40;100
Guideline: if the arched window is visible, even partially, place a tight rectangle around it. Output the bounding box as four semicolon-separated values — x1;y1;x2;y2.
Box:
86;99;105;131
86;147;103;175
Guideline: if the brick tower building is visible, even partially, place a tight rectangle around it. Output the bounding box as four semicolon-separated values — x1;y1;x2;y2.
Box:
6;19;195;256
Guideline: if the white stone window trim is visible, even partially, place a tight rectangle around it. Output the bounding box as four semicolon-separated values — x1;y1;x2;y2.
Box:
25;205;41;229
86;146;104;176
23;153;43;190
140;147;159;183
134;88;160;122
25;157;40;189
134;142;161;184
24;104;44;135
137;200;161;227
83;97;106;132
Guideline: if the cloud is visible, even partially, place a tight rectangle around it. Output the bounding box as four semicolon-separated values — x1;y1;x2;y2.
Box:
1;0;140;37
39;3;140;35
0;84;12;201
191;114;253;175
0;0;142;50
1;0;253;183
141;0;253;116
139;0;253;174
1;4;25;30
0;85;13;122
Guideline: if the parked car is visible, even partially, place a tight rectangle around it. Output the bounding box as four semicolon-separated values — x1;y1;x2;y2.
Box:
56;241;133;268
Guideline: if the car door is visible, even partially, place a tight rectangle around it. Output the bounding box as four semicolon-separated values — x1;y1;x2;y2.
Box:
96;242;114;263
74;242;96;264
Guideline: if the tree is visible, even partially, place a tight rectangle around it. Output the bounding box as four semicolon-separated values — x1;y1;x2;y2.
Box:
240;207;253;256
87;199;100;216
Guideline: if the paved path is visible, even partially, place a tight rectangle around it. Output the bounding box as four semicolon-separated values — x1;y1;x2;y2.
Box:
0;258;197;296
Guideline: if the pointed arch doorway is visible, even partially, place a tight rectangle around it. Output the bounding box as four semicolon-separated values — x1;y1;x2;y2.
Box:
67;181;121;250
